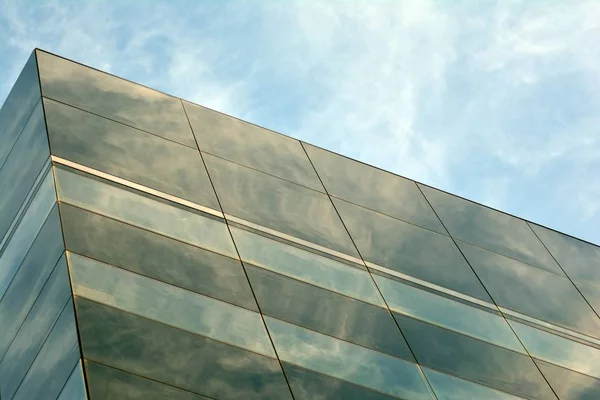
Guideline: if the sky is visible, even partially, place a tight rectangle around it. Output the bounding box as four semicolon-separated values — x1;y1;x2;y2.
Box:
1;0;599;245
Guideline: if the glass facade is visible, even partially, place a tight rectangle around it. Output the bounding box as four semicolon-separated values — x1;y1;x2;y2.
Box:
1;48;600;399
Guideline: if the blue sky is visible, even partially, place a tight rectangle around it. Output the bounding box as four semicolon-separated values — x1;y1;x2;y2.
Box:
1;1;599;245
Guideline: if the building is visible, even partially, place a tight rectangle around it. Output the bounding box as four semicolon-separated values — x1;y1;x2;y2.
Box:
1;49;600;400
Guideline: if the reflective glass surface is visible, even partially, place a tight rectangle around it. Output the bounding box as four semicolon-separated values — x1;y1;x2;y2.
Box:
77;298;293;400
231;226;383;306
0;52;40;167
0;102;50;241
70;253;274;357
419;185;562;274
61;203;256;310
537;360;600;400
423;368;525;400
333;198;491;301
183;101;323;190
0;208;64;359
459;241;600;338
37;50;197;147
265;317;433;399
12;300;79;400
393;313;555;399
205;153;359;256
304;143;445;233
86;360;210;400
0;169;55;299
247;265;413;360
57;361;87;400
577;282;600;316
374;274;524;353
54;166;237;258
0;260;71;400
530;223;600;288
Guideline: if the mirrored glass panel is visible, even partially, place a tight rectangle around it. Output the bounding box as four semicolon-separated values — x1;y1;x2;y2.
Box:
183;101;323;190
459;241;600;338
577;282;600;316
247;265;413;360
61;203;256;310
36;50;197;147
45;98;219;209
333;198;491;301
204;153;359;256
394;313;555;400
537;359;600;400
54;166;237;258
423;368;525;400
373;274;524;353
420;185;562;274
231;226;383;306
304;143;445;234
77;298;293;400
265;317;432;400
57;361;87;400
70;253;274;357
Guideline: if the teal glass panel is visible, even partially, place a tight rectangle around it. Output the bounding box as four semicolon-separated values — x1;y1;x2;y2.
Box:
393;313;557;400
76;298;293;400
45;98;219;210
265;317;433;400
204;154;359;257
230;226;383;306
57;361;87;400
459;241;600;338
373;274;524;353
183;101;323;190
424;368;525;400
54;166;237;258
333;197;491;301
304;143;445;233
537;359;600;400
419;185;562;274
36;50;197;147
577;282;600;316
69;253;274;357
12;300;79;400
61;203;256;310
247;265;413;360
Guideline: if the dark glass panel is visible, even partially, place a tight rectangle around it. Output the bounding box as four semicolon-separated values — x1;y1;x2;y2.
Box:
304;143;445;234
76;298;293;400
183;101;322;190
61;203;256;310
86;361;210;400
394;313;555;400
0;52;40;167
419;185;562;274
246;265;413;360
0;102;49;241
204;153;358;257
0;207;64;359
283;362;400;400
36;50;196;147
57;361;87;400
332;198;491;301
45;98;219;209
423;368;525;400
459;241;600;338
537;360;600;400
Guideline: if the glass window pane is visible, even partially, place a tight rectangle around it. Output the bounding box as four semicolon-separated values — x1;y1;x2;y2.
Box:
204;153;358;257
265;316;433;400
304;143;445;234
36;50;197;148
577;282;600;316
231;226;383;306
537;359;600;400
183;101;323;190
393;313;555;400
54;166;237;258
247;265;413;360
76;298;293;400
459;241;600;338
0;208;64;359
57;361;87;400
423;368;525;400
419;185;562;274
0;102;50;241
333;198;491;301
12;299;79;400
69;253;274;357
373;274;524;353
